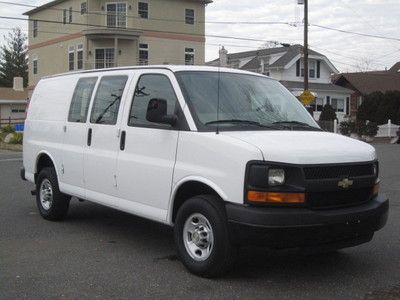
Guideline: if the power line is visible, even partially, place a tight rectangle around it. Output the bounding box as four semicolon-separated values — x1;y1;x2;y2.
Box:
0;1;292;26
0;15;294;45
311;24;400;42
1;1;400;43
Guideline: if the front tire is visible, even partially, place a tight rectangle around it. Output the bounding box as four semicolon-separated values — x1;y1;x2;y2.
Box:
174;195;236;278
36;167;70;221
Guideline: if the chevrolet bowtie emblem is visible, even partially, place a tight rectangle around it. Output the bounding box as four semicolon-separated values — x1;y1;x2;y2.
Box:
338;178;354;189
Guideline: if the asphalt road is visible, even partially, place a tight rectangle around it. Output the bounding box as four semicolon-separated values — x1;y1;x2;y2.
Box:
0;145;399;300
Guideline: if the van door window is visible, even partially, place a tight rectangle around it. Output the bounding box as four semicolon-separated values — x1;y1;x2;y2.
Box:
68;77;98;123
90;76;128;125
128;74;177;127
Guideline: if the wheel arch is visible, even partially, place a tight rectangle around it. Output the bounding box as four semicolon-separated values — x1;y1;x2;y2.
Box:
168;177;228;225
34;151;59;183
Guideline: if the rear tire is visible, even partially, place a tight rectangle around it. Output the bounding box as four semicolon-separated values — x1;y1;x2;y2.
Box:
36;167;70;221
174;195;236;278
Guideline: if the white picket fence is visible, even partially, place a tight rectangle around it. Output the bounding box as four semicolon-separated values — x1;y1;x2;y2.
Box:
376;120;400;137
330;119;399;137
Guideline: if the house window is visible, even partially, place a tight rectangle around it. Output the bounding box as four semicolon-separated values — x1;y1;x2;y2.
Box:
11;106;26;113
33;20;38;37
138;2;149;19
331;98;345;113
139;44;149;65
298;59;316;78
63;9;67;24
310;98;324;112
95;48;115;69
68;46;75;71
309;60;316;78
81;2;87;14
185;48;194;65
107;3;127;28
33;59;38;74
77;44;84;70
69;7;73;23
185;9;194;24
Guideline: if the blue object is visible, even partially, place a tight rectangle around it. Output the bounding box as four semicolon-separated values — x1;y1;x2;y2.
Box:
15;124;24;132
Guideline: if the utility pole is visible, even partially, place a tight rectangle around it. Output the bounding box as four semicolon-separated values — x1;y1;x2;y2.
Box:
303;0;309;92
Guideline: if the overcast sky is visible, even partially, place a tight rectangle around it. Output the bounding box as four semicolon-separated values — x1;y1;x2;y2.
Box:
0;0;399;72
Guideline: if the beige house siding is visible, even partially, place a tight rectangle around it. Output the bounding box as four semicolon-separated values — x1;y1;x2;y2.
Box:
26;0;209;87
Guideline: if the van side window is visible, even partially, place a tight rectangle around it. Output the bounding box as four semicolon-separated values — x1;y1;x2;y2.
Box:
68;77;98;123
128;74;177;127
90;76;128;125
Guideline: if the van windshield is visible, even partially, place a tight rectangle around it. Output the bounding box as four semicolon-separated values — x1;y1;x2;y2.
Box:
175;71;320;131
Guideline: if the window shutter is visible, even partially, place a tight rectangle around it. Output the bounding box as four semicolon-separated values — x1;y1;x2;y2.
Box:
326;96;330;105
346;97;350;115
317;61;321;78
296;59;300;77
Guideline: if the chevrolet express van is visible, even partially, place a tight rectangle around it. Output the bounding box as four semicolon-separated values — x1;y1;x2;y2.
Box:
22;66;388;277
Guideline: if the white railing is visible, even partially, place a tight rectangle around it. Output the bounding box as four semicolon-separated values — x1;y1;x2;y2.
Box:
377;120;400;137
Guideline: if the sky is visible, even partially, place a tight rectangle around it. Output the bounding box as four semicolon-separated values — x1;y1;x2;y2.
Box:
0;0;399;72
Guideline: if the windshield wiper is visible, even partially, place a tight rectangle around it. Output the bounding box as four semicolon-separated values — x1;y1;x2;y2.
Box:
205;119;283;129
272;121;322;131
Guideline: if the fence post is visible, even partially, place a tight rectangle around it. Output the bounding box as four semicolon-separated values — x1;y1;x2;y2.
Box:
333;119;338;134
388;119;392;137
8;117;11;126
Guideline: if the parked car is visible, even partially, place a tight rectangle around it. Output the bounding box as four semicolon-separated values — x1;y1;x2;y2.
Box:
21;66;388;277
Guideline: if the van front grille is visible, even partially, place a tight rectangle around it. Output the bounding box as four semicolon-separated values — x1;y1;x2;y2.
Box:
307;187;373;209
303;164;374;180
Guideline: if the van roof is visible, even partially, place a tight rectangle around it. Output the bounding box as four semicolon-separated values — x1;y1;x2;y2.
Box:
42;65;272;80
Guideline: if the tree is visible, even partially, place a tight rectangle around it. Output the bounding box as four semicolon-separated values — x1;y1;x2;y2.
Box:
0;28;28;87
319;104;337;121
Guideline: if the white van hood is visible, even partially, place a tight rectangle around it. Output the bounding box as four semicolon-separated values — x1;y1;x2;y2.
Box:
223;131;376;165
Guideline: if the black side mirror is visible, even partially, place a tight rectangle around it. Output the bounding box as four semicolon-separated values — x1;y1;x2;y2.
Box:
146;98;177;126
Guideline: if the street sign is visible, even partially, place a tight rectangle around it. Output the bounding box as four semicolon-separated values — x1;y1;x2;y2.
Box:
299;90;316;106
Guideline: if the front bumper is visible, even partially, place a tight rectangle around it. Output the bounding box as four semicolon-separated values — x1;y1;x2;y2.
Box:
226;194;389;249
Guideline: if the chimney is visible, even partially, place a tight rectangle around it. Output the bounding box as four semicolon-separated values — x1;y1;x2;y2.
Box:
13;77;24;91
219;46;228;67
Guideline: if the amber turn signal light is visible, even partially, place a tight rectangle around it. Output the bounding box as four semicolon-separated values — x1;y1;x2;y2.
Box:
373;183;380;196
247;191;305;204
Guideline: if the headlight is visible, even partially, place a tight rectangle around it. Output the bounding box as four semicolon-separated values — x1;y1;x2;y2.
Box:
268;168;285;186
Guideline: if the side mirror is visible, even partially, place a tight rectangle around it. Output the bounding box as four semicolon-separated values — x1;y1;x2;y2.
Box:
146;98;177;126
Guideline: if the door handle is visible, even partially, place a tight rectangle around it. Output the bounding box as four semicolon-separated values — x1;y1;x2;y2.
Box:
120;130;126;151
87;128;92;146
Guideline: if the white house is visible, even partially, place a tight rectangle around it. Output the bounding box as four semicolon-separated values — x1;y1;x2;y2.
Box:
208;44;353;122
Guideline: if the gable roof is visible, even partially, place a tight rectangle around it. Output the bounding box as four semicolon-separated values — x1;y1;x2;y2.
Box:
208;44;338;73
24;0;213;15
334;71;400;95
389;62;400;73
0;88;29;101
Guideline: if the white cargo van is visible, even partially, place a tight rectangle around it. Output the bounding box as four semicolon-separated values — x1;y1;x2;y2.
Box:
22;66;388;277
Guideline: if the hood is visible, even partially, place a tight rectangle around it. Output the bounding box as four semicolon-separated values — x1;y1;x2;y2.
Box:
223;131;376;165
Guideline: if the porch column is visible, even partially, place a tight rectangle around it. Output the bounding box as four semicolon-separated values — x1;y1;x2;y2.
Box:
114;38;119;67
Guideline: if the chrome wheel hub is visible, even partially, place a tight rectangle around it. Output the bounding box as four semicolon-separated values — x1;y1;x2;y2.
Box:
183;213;214;261
40;179;53;210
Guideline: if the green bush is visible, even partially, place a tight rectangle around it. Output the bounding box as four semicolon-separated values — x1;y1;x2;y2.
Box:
341;121;378;138
339;121;354;136
364;122;378;137
1;124;15;133
10;132;23;144
319;104;337;121
358;91;400;124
